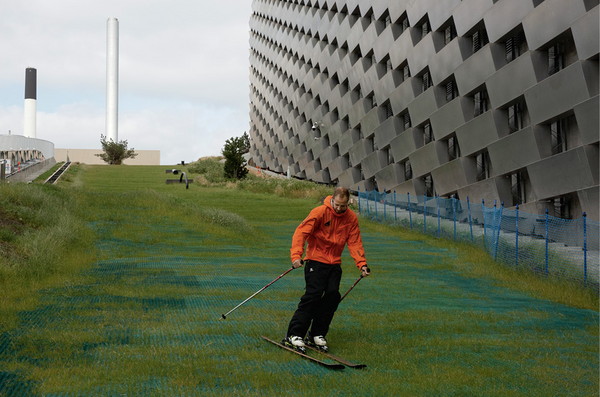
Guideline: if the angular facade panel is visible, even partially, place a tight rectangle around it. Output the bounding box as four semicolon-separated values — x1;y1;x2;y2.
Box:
249;0;599;219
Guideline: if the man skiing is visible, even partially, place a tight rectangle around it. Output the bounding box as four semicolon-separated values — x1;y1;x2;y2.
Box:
284;187;370;352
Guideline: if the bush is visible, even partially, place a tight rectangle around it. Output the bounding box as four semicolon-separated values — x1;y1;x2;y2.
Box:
187;158;227;184
237;177;332;202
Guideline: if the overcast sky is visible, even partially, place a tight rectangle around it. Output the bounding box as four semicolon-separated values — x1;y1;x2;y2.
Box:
0;0;253;165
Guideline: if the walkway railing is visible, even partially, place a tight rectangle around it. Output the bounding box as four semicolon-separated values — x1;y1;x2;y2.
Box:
357;190;599;286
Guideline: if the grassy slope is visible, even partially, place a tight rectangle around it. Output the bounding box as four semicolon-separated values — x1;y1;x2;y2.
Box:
0;164;597;396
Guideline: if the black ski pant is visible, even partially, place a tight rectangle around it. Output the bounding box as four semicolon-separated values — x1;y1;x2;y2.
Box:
287;260;342;339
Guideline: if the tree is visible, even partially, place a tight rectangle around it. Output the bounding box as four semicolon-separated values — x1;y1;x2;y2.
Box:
222;132;250;179
95;134;138;165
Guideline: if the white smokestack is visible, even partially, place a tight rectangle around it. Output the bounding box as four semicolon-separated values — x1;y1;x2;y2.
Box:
24;67;37;138
106;17;119;142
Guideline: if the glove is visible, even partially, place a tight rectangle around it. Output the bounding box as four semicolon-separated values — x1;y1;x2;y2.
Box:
361;265;371;277
292;259;304;269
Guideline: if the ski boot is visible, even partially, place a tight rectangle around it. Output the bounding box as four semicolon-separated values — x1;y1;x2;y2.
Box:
305;335;328;352
283;335;306;353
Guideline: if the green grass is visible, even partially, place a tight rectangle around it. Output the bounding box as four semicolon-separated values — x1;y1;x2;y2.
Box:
0;164;597;396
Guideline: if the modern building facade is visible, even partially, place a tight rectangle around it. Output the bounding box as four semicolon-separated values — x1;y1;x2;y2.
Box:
248;0;599;220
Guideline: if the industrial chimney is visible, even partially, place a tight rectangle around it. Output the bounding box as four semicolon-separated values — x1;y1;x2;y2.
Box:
24;67;37;138
106;17;119;142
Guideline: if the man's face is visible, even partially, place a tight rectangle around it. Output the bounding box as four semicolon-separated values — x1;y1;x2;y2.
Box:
331;196;349;214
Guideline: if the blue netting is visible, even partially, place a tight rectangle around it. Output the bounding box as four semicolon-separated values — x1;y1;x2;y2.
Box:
358;190;599;286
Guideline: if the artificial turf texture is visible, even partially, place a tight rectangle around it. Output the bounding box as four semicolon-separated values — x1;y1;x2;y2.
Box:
0;165;597;396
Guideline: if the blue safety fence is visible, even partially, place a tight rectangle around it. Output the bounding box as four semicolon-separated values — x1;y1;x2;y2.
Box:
357;189;599;286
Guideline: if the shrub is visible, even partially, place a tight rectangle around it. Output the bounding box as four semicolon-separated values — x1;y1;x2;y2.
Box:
187;158;227;184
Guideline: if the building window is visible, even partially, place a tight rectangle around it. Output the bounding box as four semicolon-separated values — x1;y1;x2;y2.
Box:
421;20;430;40
445;80;458;101
403;159;413;180
505;30;526;62
511;171;526;205
548;41;565;75
421;70;432;92
384;13;392;27
472;28;489;53
473;90;489;117
383;101;394;119
382;147;393;165
402;112;412;130
550;118;568;154
424;174;435;197
444;23;457;45
552;196;572;219
476;151;491;181
366;93;376;109
402;64;411;81
423;122;434;145
508;101;525;133
399;14;409;33
447;136;460;160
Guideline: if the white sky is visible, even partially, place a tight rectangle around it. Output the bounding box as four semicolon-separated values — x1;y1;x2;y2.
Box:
0;0;253;165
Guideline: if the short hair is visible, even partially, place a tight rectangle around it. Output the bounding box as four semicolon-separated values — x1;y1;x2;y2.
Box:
333;187;350;200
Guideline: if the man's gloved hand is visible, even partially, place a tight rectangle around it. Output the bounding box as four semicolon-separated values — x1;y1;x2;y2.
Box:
361;265;371;277
292;259;304;269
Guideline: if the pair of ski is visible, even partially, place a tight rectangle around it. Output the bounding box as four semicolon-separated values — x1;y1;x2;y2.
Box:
262;336;366;370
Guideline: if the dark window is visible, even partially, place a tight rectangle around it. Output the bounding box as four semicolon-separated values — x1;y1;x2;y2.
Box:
383;101;394;118
384;14;392;27
424;174;435;197
444;24;457;45
476;151;491;181
399;15;409;33
472;28;489;53
421;70;432;92
548;42;565;75
383;147;393;165
511;171;526;205
367;136;375;151
550;118;568;154
447;136;460;160
403;160;412;180
474;90;489;117
421;20;430;39
446;80;458;101
553;196;571;219
403;112;412;129
423;122;433;145
366;93;376;109
508;102;524;133
505;30;526;62
402;64;411;81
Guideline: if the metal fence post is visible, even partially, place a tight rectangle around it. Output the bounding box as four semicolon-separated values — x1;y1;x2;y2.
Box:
452;197;456;240
423;194;427;234
436;195;441;237
515;204;519;267
583;212;588;283
545;209;549;275
383;192;387;222
408;192;413;229
467;197;473;241
374;191;378;220
494;202;503;260
482;199;486;248
394;191;397;222
357;187;361;213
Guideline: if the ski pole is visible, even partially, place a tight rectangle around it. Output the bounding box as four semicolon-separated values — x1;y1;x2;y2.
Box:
220;266;295;319
340;275;364;303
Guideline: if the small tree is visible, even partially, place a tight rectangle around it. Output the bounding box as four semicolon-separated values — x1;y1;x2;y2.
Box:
222;132;250;179
96;134;138;165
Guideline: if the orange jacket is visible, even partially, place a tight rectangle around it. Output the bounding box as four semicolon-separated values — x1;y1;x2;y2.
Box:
291;195;367;268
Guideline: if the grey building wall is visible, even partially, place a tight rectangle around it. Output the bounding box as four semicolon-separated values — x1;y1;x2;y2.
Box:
248;0;599;220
